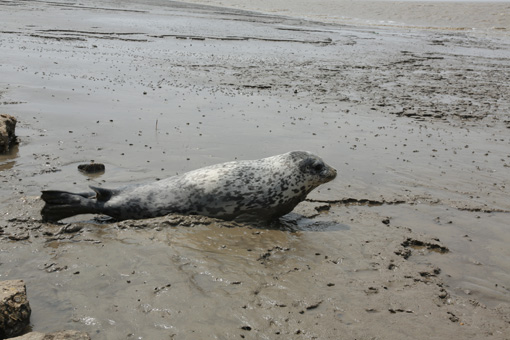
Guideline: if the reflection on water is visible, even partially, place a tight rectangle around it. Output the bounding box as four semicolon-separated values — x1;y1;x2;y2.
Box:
279;213;351;232
0;143;19;171
78;170;105;180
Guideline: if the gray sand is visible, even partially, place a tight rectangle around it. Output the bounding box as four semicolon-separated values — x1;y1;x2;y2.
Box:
1;0;509;339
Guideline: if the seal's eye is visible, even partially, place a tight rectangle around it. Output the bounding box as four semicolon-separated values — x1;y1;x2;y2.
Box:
313;162;324;172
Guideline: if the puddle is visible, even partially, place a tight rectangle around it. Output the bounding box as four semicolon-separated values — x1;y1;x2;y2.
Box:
279;213;351;232
0;143;19;171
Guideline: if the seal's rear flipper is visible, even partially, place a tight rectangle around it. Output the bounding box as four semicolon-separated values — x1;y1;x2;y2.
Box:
89;186;118;202
41;190;98;222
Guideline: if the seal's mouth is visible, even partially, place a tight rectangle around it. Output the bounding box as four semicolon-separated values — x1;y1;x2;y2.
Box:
323;166;337;182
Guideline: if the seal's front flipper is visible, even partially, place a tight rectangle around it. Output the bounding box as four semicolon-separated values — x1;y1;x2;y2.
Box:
40;190;99;222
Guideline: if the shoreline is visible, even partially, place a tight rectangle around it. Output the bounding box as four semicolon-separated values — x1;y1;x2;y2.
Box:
180;0;510;35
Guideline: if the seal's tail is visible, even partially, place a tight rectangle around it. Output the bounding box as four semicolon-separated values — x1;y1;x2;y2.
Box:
41;190;98;222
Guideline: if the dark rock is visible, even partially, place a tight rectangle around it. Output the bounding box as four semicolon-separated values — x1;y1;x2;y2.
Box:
78;162;105;174
0;280;31;339
0;114;17;153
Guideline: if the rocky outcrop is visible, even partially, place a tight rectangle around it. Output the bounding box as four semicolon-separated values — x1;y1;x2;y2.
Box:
0;114;17;153
9;330;91;340
0;280;31;339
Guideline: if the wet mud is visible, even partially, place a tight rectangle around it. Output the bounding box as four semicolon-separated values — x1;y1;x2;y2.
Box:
1;0;510;339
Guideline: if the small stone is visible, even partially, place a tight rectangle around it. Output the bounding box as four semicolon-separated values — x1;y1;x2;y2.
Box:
78;163;105;174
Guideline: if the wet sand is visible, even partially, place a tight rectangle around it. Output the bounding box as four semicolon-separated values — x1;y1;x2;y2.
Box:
1;0;510;338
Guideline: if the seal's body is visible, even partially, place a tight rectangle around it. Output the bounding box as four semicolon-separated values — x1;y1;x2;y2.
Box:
41;151;337;222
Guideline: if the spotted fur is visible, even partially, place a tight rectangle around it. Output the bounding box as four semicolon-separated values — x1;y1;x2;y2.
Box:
41;151;337;222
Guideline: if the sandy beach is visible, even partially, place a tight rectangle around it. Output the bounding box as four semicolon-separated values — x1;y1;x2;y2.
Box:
1;0;510;338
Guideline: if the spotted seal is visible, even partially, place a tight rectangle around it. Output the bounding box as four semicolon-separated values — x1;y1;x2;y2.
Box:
41;151;337;222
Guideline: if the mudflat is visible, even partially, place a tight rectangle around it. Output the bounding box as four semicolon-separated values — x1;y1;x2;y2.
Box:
1;0;509;339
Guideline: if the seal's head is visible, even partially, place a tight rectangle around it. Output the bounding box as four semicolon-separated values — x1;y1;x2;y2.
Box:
287;151;337;190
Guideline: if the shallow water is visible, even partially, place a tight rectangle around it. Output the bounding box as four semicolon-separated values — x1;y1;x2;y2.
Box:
182;0;510;35
1;211;362;338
